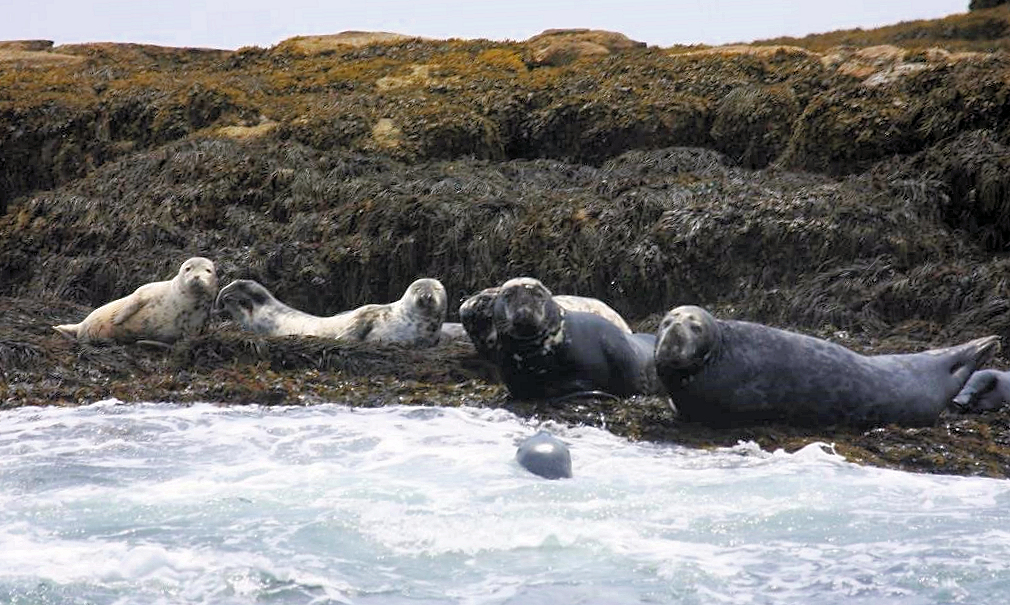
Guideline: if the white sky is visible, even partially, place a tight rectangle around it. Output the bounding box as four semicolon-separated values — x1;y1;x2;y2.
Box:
5;1;972;50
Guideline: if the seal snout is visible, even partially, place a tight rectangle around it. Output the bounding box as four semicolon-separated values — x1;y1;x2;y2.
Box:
508;305;543;336
494;278;557;341
416;289;436;310
180;257;218;295
654;305;716;372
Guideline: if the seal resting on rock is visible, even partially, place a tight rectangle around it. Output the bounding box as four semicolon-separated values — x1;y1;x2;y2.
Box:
490;277;660;399
952;369;1010;412
438;321;468;344
654;305;1000;428
459;283;632;359
53;257;218;346
515;431;572;479
216;277;447;348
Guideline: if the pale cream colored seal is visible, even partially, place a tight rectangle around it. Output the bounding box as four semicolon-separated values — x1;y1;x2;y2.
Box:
216;277;448;348
53;257;218;345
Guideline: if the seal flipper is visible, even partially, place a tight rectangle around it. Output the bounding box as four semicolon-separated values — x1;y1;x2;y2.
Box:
342;316;373;341
53;324;80;340
948;335;1000;385
952;371;994;410
112;295;148;326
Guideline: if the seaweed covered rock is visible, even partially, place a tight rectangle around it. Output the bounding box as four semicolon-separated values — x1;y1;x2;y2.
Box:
1;137;998;342
7;12;1010;479
780;50;1009;175
882;129;1010;252
972;0;1009;10
524;29;647;66
710;84;799;168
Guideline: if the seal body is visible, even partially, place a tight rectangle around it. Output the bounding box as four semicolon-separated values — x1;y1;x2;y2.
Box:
491;277;660;399
952;369;1010;412
459;281;632;360
516;431;572;479
654;305;1000;428
438;322;468;344
216;277;448;348
53;257;218;345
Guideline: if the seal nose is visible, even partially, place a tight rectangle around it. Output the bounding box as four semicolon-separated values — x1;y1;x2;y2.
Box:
656;321;692;369
510;307;541;337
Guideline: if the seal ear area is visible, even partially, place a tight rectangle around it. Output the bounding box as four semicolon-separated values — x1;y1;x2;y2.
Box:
947;335;1001;385
654;305;718;371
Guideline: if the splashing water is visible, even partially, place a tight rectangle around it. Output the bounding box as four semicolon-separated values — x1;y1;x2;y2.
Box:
1;400;1009;604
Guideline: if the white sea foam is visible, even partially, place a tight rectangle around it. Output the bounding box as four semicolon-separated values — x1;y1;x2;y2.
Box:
1;402;1009;604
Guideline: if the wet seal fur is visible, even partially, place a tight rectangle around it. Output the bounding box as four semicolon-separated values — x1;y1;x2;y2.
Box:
654;305;1000;428
952;369;1010;413
53;257;218;346
490;277;660;399
459;284;632;360
216;277;448;348
516;431;572;479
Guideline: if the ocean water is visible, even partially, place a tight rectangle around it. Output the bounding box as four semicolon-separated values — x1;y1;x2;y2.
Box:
2;401;1010;605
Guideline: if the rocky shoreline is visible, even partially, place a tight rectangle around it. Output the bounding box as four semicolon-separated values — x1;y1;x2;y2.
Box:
5;9;1010;478
4;293;1010;479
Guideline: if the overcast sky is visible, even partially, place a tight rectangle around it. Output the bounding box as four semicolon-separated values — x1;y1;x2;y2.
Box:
5;1;972;50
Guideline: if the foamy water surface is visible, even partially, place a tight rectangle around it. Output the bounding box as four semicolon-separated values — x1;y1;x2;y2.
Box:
2;400;1010;604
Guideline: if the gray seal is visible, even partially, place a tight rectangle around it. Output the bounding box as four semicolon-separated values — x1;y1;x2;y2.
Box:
490;277;660;399
216;277;448;348
53;257;218;345
952;369;1010;412
459;281;632;360
654;305;1000;428
515;431;572;479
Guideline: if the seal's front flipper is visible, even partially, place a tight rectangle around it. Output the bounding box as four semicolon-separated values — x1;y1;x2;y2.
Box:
112;296;147;326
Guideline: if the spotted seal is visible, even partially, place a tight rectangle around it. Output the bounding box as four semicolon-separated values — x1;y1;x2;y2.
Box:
654;305;1000;428
952;369;1010;412
216;277;447;347
459;282;632;360
53;257;218;346
515;431;572;479
489;277;660;399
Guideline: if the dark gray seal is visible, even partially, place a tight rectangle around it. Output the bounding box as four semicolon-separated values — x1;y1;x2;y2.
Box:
490;277;660;399
952;369;1010;412
459;281;632;360
515;431;572;479
654;305;1000;428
